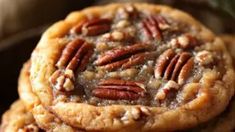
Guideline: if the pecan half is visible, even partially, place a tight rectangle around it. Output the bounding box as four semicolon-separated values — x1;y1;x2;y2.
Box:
82;18;111;36
155;49;194;85
56;38;94;71
70;18;111;36
154;49;176;79
50;38;94;91
95;43;155;71
178;58;194;85
92;79;146;100
142;15;169;40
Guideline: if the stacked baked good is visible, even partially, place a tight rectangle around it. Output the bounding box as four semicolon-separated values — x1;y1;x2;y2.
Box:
1;3;234;132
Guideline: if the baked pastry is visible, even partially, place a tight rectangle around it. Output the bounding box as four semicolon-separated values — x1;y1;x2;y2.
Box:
29;3;235;131
18;62;78;132
0;100;42;132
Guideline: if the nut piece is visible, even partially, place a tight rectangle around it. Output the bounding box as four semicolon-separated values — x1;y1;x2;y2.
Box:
95;43;155;71
155;49;194;85
131;107;141;120
140;107;151;116
155;80;179;100
96;42;109;52
82;71;96;80
92;79;146;100
20;124;40;132
111;31;124;41
117;4;138;19
155;90;167;100
170;34;198;49
178;35;190;48
120;68;138;78
164;80;180;90
195;50;214;66
102;30;135;42
50;69;75;91
147;78;161;89
116;20;130;28
51;38;94;91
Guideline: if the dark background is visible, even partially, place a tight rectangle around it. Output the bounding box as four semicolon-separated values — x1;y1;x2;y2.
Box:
0;0;234;116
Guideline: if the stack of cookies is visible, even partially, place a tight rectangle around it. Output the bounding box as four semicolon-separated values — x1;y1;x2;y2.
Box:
1;3;234;132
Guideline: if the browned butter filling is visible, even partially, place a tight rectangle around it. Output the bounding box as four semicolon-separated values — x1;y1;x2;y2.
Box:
49;4;224;108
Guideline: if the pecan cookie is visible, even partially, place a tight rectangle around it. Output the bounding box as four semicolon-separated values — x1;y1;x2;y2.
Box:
18;62;78;132
30;3;235;131
0;100;43;132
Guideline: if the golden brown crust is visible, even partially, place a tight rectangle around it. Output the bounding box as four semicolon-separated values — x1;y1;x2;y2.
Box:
29;3;235;131
212;35;235;132
205;35;235;132
190;35;235;132
18;62;77;132
0;100;40;132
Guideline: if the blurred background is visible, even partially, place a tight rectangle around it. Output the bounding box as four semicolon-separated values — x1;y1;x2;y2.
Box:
0;0;234;115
